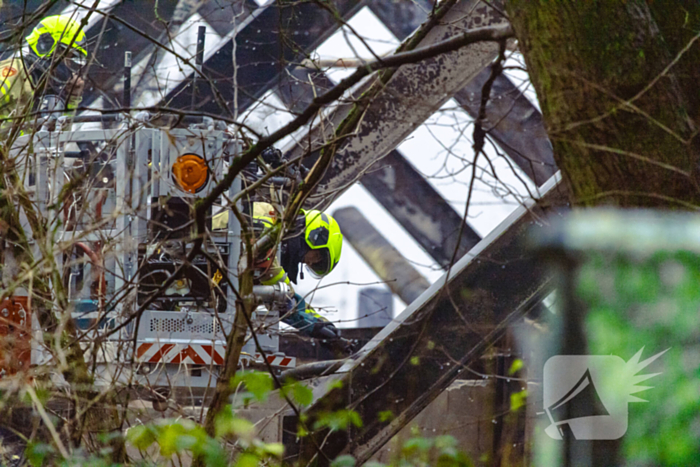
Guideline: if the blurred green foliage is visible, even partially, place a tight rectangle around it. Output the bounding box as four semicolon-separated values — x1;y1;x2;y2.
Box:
368;434;474;467
578;251;700;465
20;370;476;466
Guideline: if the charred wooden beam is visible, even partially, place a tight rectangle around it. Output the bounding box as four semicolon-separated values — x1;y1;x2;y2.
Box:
359;151;481;268
365;0;435;40
333;207;430;304
275;69;481;268
81;0;363;112
294;174;568;465
367;0;557;186
283;0;507;199
452;71;556;186
164;0;366;114
272;0;552;267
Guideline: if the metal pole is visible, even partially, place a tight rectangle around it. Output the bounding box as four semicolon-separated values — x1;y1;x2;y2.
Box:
191;25;206;110
123;51;132;109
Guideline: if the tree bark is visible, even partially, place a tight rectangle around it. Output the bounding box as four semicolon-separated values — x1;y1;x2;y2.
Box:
507;0;700;207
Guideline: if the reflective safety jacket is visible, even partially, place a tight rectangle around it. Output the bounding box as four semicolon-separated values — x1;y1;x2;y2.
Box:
213;203;331;336
0;54;82;136
0;56;34;135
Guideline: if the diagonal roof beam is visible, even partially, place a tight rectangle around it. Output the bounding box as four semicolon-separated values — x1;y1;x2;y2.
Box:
294;174;568;465
282;0;506;195
280;0;506;227
452;69;556;185
80;0;364;111
81;0;182;106
334;207;430;304
358;150;482;267
367;0;557;186
163;0;367;114
276;70;481;268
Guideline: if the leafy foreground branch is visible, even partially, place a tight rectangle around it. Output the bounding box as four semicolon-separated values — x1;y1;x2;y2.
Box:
16;371;478;467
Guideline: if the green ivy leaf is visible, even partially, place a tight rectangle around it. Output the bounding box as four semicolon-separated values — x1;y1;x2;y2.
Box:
234;452;261;467
215;408;255;440
297;424;309;437
330;454;357;467
510;389;528;412
313;409;363;432
508;358;524;375
200;438;229;467
126;425;156;451
261;442;285;457
328;380;344;390
234;371;273;403
174;434;199;452
434;435;457;450
289;382;313;406
157;423;188;456
437;448;473;467
403;436;433;455
25;442;54;467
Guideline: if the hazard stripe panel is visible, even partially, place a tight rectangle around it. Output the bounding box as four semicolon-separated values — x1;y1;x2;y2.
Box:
253;354;295;367
135;343;295;367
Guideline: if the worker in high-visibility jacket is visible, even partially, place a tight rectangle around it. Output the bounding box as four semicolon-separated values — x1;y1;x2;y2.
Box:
214;202;349;349
1;15;87;134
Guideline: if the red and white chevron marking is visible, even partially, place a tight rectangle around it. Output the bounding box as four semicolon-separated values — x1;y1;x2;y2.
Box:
251;354;296;367
135;343;296;367
136;343;225;365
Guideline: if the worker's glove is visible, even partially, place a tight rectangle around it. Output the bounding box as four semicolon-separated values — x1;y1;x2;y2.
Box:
310;321;341;340
333;337;357;355
312;322;356;355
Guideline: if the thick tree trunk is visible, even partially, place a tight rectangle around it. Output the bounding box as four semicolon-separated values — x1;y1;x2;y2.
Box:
507;1;700;207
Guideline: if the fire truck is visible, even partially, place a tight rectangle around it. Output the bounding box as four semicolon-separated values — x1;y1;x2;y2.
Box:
0;110;298;410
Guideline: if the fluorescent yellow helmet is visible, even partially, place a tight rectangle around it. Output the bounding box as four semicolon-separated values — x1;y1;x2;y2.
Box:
303;210;343;277
25;15;87;65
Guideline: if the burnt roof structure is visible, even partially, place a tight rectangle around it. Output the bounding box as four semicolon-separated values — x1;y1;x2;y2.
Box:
1;0;563;462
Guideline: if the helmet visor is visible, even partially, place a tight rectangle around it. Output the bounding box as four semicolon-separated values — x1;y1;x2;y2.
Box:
305;248;331;278
62;46;87;71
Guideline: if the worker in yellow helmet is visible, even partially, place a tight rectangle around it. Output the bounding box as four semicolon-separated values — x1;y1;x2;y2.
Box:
214;202;351;352
1;15;88;133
